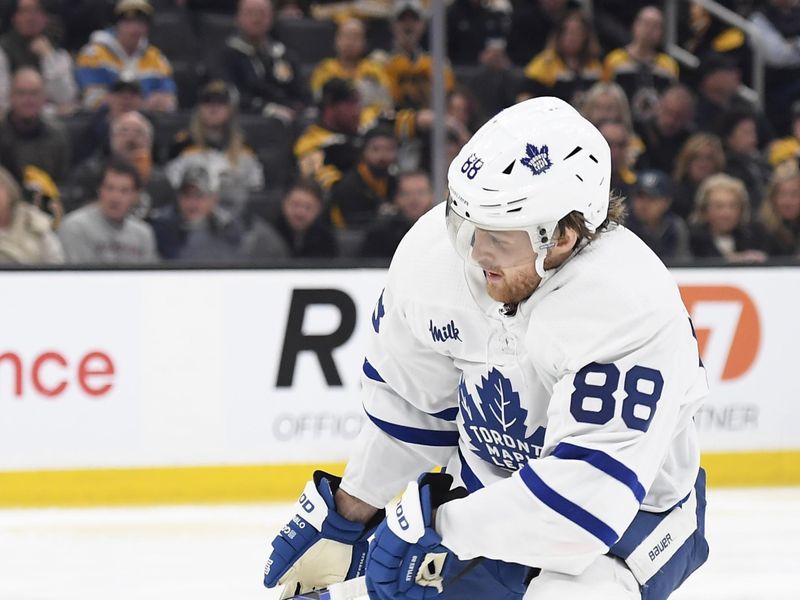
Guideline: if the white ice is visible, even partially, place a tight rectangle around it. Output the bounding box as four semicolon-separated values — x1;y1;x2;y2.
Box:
0;487;797;600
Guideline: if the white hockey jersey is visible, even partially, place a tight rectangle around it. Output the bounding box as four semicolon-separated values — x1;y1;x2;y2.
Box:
340;202;707;576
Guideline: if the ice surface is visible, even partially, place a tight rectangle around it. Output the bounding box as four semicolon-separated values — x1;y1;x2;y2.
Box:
0;487;798;600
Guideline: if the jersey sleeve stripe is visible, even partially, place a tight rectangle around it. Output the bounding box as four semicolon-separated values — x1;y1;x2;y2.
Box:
552;442;646;503
365;411;460;447
518;464;619;547
362;358;385;383
427;407;459;421
457;447;484;492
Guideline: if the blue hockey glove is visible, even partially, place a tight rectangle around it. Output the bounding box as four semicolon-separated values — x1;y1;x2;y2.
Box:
264;471;384;599
365;472;468;600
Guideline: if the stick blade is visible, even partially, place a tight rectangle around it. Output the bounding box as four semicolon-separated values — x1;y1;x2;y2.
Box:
283;576;368;600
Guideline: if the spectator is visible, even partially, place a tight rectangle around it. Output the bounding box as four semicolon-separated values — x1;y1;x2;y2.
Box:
310;17;392;114
149;165;243;262
382;0;455;110
58;156;158;264
360;169;434;258
271;179;337;258
758;162;800;256
693;53;772;145
0;67;70;182
67;110;175;218
519;9;603;106
75;0;177;113
0;165;63;263
22;164;63;229
672;132;727;220
767;99;800;168
446;0;510;66
216;0;307;119
506;0;579;66
684;3;749;81
598;119;637;201
635;84;695;174
603;5;679;122
294;78;363;192
329;126;398;229
466;37;519;120
749;0;800;135
75;75;144;164
717;108;772;211
579;81;635;130
0;0;78;115
626;168;692;261
166;80;264;220
688;172;767;262
592;0;654;51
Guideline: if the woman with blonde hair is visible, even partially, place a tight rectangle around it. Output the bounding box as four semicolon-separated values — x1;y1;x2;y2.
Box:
672;133;726;220
758;162;800;256
166;80;265;219
688;172;766;262
0;166;63;263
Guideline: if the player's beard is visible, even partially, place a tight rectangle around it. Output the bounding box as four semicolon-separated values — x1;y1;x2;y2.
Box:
484;262;541;304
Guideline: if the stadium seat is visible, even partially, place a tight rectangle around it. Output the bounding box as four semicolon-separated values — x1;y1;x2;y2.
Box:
239;114;296;190
335;228;367;258
273;17;337;66
151;110;192;164
148;10;201;63
196;11;237;59
170;60;205;110
59;112;93;166
243;188;285;225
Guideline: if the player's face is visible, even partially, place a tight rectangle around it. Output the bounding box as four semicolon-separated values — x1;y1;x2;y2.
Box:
471;228;541;303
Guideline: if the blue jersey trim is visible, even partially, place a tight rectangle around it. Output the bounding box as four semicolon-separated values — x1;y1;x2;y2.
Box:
428;407;459;421
552;442;646;504
366;411;459;447
519;464;618;547
362;358;385;383
457;447;484;493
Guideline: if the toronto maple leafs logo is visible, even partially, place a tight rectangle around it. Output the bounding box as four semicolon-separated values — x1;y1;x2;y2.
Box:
458;369;546;472
520;143;552;176
372;289;385;333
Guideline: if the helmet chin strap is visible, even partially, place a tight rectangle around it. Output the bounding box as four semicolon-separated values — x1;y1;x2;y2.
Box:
534;247;549;279
532;222;558;280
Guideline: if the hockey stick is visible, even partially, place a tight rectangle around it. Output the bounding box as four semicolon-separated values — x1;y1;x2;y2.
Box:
284;558;483;600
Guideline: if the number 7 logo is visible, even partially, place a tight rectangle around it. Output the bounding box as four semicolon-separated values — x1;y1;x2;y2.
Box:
679;285;760;382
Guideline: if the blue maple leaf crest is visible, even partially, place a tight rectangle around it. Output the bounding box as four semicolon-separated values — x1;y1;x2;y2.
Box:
520;143;552;176
459;368;546;472
371;289;385;333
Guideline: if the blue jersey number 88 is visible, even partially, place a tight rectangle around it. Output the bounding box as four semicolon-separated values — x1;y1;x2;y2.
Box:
570;362;664;432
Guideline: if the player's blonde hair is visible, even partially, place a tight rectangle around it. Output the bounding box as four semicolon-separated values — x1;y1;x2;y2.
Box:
557;192;626;244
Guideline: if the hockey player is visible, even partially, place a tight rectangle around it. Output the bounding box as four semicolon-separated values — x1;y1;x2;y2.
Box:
263;97;709;600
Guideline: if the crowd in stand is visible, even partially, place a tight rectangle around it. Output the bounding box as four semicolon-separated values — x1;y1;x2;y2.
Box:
0;0;799;265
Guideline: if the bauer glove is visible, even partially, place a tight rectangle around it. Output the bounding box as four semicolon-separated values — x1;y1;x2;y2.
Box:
264;470;384;599
365;472;469;600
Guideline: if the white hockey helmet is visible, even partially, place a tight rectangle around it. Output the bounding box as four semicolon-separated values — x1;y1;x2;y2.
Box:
446;97;611;276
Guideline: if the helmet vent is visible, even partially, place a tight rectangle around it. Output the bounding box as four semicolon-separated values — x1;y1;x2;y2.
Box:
563;146;582;160
589;154;599;164
507;207;522;213
575;174;584;182
480;203;501;208
502;161;515;174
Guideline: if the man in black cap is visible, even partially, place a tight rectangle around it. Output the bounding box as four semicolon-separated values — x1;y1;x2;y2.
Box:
75;0;177;113
148;164;244;262
626;168;691;261
294;78;363;192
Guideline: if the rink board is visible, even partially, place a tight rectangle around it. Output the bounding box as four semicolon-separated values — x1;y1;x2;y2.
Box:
0;267;798;505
